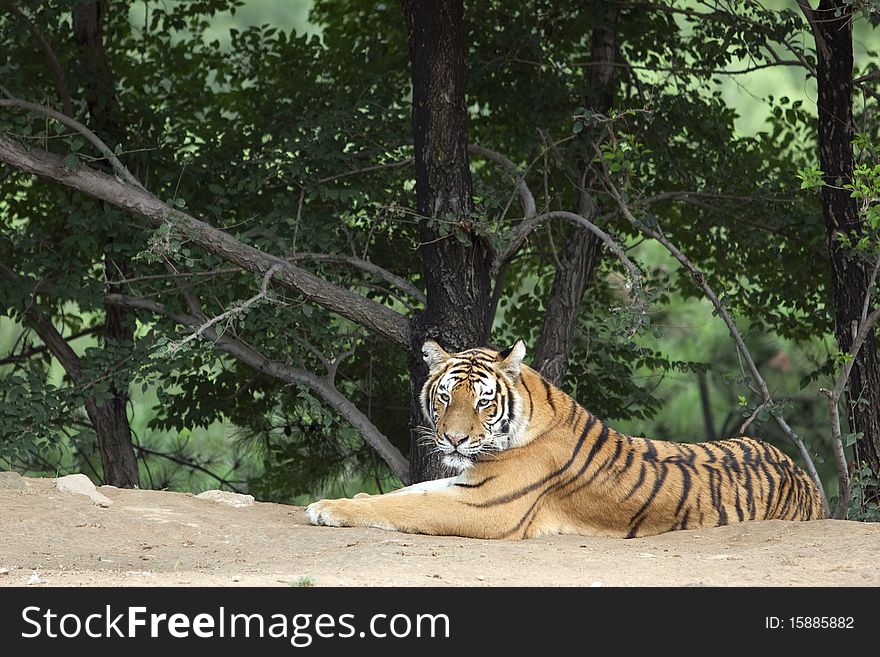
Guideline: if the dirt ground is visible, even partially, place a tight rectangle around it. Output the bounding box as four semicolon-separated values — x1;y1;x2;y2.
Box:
0;474;878;587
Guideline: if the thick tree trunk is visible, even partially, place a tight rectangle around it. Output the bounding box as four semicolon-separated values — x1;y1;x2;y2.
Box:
73;0;138;487
532;8;618;385
813;0;880;503
403;0;493;482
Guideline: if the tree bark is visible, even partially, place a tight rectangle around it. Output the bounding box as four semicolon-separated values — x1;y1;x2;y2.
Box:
403;0;493;481
812;0;880;503
532;8;618;385
72;0;138;487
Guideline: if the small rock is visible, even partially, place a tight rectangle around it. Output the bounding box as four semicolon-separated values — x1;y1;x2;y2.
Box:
0;471;26;490
232;575;241;582
0;568;10;576
475;576;485;581
27;572;47;586
55;474;113;507
195;490;254;508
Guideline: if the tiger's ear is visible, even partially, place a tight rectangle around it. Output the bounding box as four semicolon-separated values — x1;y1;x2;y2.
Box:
422;340;451;371
498;339;526;380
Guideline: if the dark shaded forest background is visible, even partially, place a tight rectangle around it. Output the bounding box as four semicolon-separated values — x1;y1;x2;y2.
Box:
1;0;879;520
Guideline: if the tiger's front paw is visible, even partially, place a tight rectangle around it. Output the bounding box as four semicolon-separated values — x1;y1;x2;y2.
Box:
306;499;350;527
305;498;396;532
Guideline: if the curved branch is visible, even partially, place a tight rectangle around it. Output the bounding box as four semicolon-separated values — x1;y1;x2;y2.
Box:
529;210;643;313
106;294;410;483
0;262;84;378
0;133;411;347
0;325;103;366
820;302;880;519
494;208;643;317
316;158;413;184
134;444;244;493
0;2;73;116
292;252;426;305
854;70;880;87
501;214;549;266
593;141;828;513
469;144;536;218
0;95;141;188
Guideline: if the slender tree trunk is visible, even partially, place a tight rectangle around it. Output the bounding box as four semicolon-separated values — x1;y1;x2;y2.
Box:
72;0;138;487
403;0;493;482
532;8;618;385
812;0;880;503
697;371;717;441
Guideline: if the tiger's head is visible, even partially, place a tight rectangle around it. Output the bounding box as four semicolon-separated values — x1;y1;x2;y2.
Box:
419;339;528;472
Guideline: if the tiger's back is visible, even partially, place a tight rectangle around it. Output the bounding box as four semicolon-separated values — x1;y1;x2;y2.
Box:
560;430;826;539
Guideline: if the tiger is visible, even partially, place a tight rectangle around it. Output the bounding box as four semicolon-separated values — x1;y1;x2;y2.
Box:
306;339;826;539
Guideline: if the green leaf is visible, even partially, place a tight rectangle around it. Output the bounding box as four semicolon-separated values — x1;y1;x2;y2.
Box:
843;432;863;448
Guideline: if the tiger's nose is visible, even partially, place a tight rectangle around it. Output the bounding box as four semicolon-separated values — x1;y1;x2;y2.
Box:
445;433;468;447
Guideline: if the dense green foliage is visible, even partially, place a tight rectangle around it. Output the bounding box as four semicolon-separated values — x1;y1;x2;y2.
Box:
1;1;878;513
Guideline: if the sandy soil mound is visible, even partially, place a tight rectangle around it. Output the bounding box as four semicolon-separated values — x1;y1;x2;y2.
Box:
1;475;877;587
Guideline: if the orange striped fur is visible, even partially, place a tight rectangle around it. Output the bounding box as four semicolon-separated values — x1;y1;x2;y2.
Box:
306;340;825;539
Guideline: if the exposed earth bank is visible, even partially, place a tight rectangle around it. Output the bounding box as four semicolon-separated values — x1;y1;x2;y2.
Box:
1;474;877;587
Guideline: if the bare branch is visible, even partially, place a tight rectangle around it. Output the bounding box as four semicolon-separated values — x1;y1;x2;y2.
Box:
0;133;411;347
134;444;244;493
830;304;880;400
469;144;537;218
787;41;819;77
644;189;800;205
0;95;142;188
737;398;772;436
854;70;880;87
0;325;103;366
816;280;880;520
106;294;410;482
291;252;426;305
860;255;880;327
0;2;74;116
523;210;645;330
796;0;830;61
316;158;413;184
497;207;636;291
796;0;816;26
300;339;359;386
300;336;332;373
162;258;204;317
